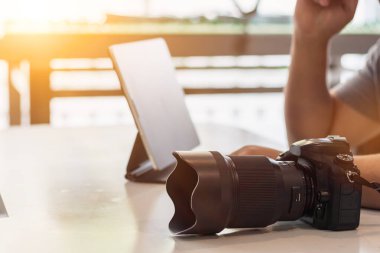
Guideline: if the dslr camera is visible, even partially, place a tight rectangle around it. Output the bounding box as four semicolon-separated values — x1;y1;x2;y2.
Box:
166;136;364;235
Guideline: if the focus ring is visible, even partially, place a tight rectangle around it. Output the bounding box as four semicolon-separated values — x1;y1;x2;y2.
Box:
227;156;282;228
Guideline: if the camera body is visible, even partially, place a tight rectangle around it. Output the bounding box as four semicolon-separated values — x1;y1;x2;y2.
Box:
278;135;362;230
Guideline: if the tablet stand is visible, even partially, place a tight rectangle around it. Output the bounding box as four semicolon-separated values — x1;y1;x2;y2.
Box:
125;132;175;184
0;194;8;218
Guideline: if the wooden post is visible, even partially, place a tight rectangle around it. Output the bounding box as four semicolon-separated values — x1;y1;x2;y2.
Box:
29;59;51;125
8;62;21;126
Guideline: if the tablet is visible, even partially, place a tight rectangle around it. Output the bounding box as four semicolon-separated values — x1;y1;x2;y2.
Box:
110;38;200;171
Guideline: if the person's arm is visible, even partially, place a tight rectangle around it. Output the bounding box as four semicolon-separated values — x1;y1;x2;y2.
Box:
286;0;360;144
231;145;281;159
355;155;380;209
286;32;332;143
233;0;380;209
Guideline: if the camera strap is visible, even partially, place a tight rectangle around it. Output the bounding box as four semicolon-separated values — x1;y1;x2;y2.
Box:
346;171;380;193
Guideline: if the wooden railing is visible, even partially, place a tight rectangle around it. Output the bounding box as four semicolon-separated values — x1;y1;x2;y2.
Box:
1;26;378;125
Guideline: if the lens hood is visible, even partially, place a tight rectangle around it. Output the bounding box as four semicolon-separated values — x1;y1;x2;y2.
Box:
167;151;234;235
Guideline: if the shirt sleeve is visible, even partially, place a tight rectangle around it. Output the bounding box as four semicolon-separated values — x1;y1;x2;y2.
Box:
333;39;380;122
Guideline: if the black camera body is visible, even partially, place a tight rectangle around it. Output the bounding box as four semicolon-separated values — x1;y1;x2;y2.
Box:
278;135;362;230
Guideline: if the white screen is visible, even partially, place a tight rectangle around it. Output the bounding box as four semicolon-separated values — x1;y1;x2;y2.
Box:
110;38;200;170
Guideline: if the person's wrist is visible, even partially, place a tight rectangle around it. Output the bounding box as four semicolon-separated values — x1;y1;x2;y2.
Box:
293;29;330;50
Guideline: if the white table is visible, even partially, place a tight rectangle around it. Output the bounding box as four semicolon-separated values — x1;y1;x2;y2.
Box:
0;125;379;253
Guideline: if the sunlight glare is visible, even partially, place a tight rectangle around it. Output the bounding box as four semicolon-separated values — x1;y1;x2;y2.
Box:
0;0;106;23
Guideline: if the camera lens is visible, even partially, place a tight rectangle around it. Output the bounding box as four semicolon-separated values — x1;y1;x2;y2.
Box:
166;151;312;235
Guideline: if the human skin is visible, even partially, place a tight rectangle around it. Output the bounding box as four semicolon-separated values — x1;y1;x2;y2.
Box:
234;0;380;209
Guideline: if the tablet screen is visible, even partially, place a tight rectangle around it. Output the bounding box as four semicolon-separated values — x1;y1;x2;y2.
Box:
110;38;200;170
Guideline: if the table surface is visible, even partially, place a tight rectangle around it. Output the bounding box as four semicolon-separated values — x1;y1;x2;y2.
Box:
0;125;379;253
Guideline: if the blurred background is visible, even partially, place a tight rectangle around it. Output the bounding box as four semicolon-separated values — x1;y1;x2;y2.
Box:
0;0;379;147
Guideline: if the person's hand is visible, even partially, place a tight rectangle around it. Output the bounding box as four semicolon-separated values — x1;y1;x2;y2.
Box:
231;145;282;159
294;0;358;43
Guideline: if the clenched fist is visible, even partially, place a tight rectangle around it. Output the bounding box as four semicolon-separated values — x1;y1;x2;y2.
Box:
294;0;358;43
